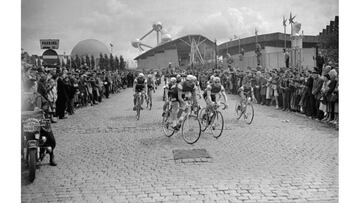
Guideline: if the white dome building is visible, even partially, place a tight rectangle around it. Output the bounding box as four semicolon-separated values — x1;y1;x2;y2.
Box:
71;39;110;58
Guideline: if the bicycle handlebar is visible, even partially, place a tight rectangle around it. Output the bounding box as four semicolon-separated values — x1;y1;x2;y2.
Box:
210;102;227;110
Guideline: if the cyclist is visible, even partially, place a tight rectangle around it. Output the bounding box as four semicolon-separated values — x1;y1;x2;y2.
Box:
155;71;161;88
133;73;147;111
147;74;156;108
176;74;182;84
237;78;256;112
172;75;198;130
207;75;215;86
162;77;177;117
203;77;229;109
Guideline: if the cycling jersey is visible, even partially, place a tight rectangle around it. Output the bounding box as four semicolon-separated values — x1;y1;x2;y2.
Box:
147;77;154;89
134;77;147;92
203;84;225;102
177;81;195;100
164;83;178;101
239;86;253;97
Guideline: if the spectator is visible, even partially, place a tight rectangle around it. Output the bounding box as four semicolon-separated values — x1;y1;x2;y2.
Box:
311;68;324;120
56;71;69;119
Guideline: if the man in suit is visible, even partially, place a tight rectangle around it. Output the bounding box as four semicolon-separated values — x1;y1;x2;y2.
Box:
56;70;69;119
311;68;324;119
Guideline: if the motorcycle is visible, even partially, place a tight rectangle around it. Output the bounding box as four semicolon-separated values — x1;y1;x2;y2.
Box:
21;110;52;182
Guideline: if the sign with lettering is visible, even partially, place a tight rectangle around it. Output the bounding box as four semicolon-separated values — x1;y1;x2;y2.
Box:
40;39;59;49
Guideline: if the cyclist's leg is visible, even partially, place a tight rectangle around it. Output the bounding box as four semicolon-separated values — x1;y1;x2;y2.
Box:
148;88;152;104
133;92;137;106
171;101;179;126
163;100;169;112
140;90;145;106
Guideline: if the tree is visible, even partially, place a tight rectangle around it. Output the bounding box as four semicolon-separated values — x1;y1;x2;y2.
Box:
90;55;95;69
109;54;114;71
70;57;76;69
85;55;91;67
30;55;37;66
115;56;120;70
104;54;109;70
99;53;104;69
119;55;125;70
75;55;81;69
80;56;85;65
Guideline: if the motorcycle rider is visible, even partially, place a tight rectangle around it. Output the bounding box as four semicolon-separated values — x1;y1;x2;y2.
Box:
22;78;57;166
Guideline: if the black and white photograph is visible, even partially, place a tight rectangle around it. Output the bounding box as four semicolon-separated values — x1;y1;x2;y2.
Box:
4;0;357;202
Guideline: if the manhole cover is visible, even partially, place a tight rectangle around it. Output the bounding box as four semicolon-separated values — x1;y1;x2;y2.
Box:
173;148;211;160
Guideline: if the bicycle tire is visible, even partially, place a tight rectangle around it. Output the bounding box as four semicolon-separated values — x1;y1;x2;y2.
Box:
244;102;254;124
235;102;243;119
181;115;201;144
136;95;141;120
210;111;224;138
198;108;208;132
162;112;175;137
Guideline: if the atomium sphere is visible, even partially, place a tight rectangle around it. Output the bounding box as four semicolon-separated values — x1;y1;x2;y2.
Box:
161;33;172;43
152;22;163;32
131;39;140;48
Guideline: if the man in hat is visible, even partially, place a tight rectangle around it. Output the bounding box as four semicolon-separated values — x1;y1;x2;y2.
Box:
311;67;324;119
56;71;69;119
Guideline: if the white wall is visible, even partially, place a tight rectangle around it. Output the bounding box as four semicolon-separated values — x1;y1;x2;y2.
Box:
228;46;316;70
136;49;179;70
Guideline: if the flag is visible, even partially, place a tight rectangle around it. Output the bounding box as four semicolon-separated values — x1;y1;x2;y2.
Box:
289;12;296;24
283;16;287;26
255;28;258;36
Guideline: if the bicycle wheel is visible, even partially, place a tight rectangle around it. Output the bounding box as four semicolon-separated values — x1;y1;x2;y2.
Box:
243;102;254;124
210;111;224;138
162;111;175;137
235;102;243;119
136;95;141;120
198;108;208;132
181;115;201;144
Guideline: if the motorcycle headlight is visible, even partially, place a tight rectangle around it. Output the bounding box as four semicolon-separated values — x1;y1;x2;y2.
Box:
35;133;40;139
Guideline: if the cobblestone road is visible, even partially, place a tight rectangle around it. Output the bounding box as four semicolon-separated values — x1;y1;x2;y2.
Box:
21;84;338;203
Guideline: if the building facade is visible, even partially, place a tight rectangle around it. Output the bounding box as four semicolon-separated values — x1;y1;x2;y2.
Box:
218;32;318;70
134;35;216;70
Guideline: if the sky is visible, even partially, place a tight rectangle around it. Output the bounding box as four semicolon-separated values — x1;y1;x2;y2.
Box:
22;0;338;63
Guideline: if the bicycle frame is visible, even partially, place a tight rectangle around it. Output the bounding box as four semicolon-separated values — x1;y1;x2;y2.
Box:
202;103;225;126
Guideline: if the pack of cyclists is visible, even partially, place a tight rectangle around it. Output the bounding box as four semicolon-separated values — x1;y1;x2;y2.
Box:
132;69;254;128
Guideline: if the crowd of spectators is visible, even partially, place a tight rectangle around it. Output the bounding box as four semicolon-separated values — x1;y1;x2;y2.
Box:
165;62;339;129
21;63;137;122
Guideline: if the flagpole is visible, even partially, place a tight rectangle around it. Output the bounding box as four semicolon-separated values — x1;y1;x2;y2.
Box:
214;39;217;69
283;16;287;49
255;28;258;44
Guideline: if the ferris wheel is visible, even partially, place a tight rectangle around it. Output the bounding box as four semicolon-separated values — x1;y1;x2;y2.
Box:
131;22;172;52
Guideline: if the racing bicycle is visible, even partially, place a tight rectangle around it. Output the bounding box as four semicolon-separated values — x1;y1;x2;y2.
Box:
235;96;254;124
198;102;226;138
162;99;201;144
134;91;145;120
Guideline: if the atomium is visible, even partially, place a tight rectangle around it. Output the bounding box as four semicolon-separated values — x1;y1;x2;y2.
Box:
131;21;172;52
